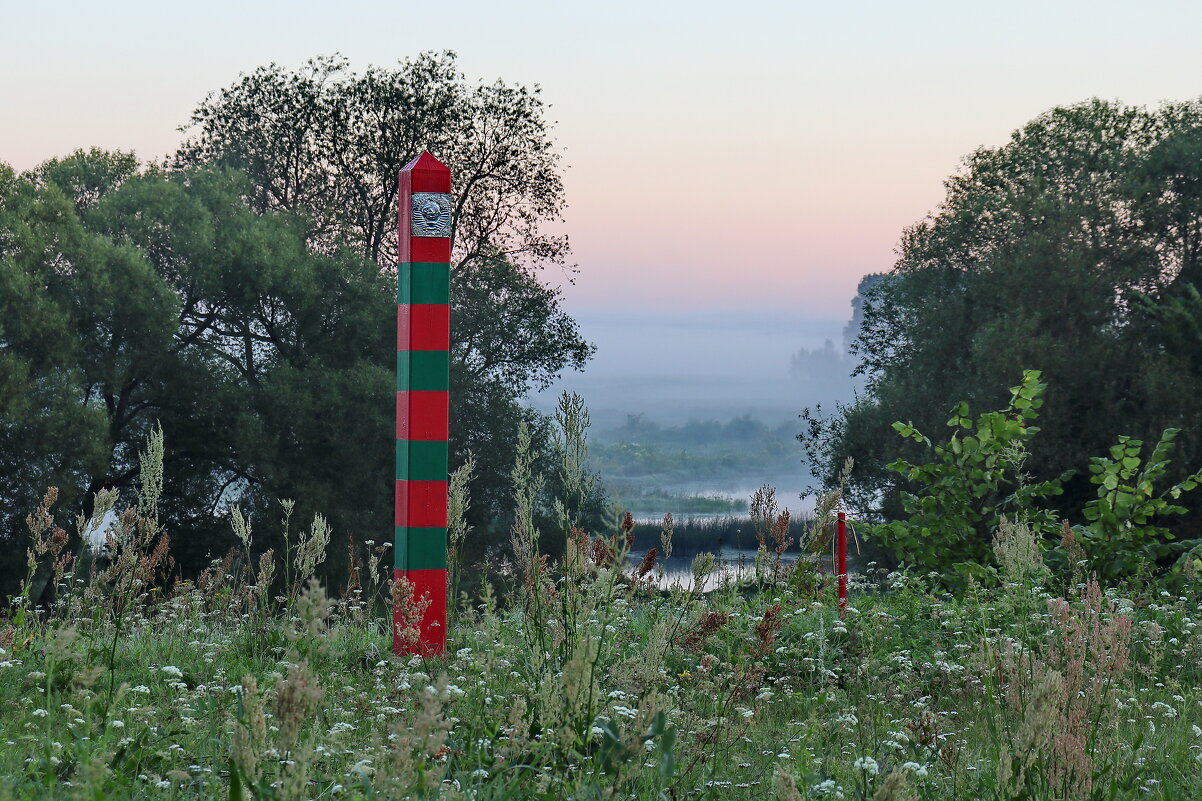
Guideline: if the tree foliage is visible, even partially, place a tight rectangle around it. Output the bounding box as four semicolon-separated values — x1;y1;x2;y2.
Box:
804;99;1202;571
0;151;396;587
1;55;595;591
175;51;593;522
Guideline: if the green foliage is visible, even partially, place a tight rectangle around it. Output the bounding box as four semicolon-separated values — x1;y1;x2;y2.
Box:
806;99;1202;558
0;151;397;587
1078;428;1202;578
177;54;595;528
4;471;1202;798
849;368;1202;583
2;53;597;586
871;371;1068;576
1135;282;1202;375
1;404;1197;797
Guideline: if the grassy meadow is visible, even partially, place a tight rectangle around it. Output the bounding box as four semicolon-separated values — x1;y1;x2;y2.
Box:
2;513;1200;798
1;426;1200;800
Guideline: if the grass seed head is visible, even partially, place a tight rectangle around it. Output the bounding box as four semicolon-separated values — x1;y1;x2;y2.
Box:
872;769;916;801
773;767;804;801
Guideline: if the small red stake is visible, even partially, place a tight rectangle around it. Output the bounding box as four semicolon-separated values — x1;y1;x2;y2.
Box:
837;511;848;611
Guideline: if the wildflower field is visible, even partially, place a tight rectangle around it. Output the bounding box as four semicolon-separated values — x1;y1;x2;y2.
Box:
2;424;1201;800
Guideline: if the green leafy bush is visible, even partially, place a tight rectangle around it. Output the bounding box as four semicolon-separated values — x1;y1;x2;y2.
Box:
1077;428;1202;579
870;371;1069;578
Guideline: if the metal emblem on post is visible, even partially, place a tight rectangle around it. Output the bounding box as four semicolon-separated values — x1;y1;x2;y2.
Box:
410;193;453;238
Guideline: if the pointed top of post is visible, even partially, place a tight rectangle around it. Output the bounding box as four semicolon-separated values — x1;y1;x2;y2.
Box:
401;151;451;193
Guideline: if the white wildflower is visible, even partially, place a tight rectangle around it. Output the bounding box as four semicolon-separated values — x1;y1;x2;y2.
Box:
1151;701;1178;718
852;756;879;775
812;778;843;797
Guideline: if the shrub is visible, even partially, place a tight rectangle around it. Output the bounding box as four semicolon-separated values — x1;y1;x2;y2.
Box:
869;371;1069;579
1077;427;1202;579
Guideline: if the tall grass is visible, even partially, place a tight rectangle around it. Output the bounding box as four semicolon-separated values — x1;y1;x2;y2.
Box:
0;420;1198;799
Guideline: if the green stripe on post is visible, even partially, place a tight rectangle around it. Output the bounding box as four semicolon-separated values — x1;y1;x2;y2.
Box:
394;526;448;571
395;439;449;481
408;527;448;571
396;351;450;391
397;263;451;305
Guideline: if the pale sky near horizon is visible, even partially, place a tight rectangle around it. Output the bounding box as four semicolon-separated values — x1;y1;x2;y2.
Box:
4;0;1202;320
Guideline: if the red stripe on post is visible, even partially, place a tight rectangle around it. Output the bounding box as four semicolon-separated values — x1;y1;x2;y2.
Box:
394;480;449;527
396;305;449;351
411;238;451;262
407;153;453;193
411;305;449;351
398;170;413;264
410;568;447;654
393;567;447;656
395;391;449;440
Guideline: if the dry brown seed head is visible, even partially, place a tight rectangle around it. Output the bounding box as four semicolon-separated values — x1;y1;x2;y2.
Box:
635;547;658;580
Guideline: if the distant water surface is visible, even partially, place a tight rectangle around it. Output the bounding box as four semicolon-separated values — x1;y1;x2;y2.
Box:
626;549;803;592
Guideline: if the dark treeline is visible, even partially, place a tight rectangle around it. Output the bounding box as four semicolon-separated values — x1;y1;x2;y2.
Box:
0;52;596;596
804;98;1202;576
606;413;796;447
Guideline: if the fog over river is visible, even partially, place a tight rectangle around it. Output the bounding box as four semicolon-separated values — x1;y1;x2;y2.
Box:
532;308;857;424
530;307;865;517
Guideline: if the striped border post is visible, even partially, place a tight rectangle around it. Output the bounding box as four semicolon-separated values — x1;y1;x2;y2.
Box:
395;151;451;656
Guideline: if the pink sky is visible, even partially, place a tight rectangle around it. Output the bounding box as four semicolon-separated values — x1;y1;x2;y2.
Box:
4;0;1202;316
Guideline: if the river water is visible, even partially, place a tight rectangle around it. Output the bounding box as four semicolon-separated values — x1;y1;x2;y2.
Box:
626;548;806;592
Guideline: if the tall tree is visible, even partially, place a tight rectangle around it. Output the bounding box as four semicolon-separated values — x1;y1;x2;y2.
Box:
805;100;1202;541
175;51;593;521
0;150;402;590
